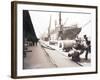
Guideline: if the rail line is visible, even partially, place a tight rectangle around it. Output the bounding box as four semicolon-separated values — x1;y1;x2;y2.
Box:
39;41;58;67
39;41;83;67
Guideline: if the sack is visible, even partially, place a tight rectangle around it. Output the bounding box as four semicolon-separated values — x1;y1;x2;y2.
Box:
72;52;80;62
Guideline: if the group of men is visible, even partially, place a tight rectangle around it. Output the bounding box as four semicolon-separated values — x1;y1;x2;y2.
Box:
68;35;91;62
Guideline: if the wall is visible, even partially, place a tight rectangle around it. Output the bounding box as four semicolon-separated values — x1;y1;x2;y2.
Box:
0;0;99;80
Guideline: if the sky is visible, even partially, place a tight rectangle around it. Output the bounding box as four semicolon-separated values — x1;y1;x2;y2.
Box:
29;10;91;39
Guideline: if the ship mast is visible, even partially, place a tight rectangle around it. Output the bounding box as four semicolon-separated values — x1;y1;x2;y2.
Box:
59;12;61;26
48;15;51;40
58;12;63;40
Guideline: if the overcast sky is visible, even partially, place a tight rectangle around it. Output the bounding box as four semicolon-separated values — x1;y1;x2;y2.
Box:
29;10;91;39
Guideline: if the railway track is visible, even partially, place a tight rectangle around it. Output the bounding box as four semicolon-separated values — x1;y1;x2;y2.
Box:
39;41;58;67
39;41;83;67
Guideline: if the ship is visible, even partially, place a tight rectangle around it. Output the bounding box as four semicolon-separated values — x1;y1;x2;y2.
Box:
42;12;81;41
